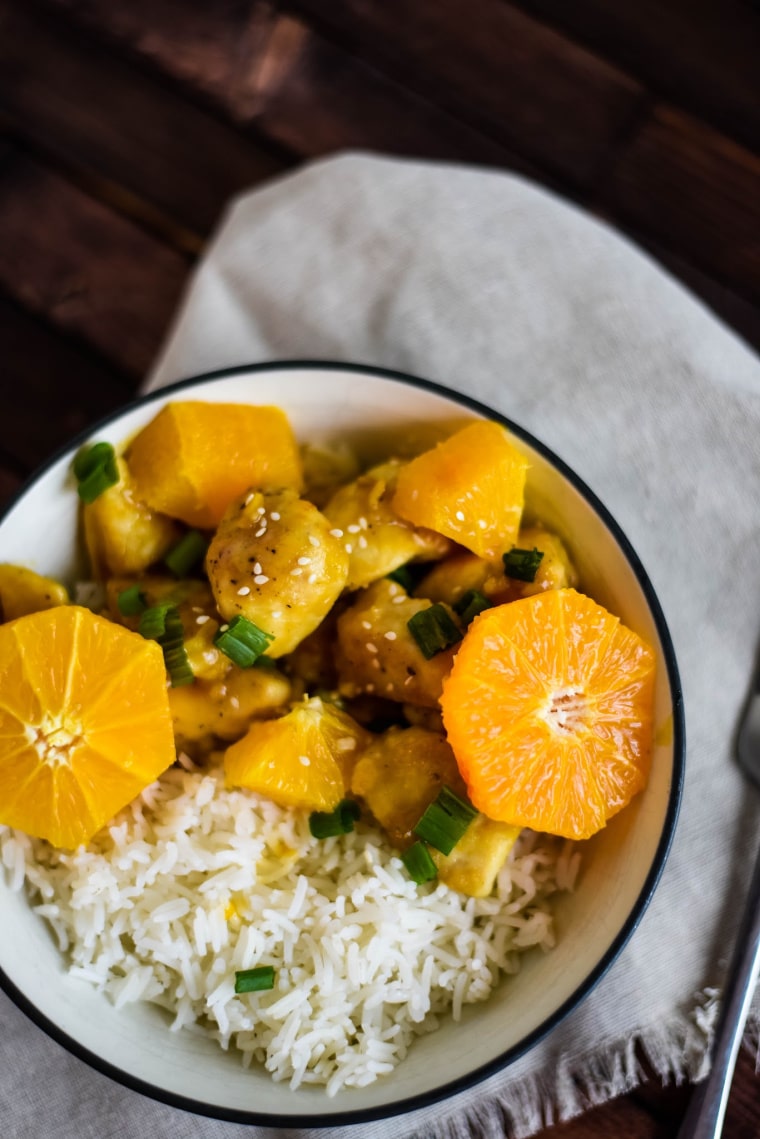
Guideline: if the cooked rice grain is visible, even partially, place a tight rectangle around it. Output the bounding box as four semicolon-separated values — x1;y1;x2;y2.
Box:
1;762;575;1094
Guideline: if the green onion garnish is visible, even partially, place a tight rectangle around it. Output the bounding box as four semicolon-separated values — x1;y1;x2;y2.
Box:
407;603;463;659
387;564;415;592
214;615;274;668
502;546;544;583
117;584;147;617
73;442;119;503
309;799;361;839
165;530;208;577
453;588;492;627
401;841;437;885
234;966;275;994
413;786;477;855
138;603;194;687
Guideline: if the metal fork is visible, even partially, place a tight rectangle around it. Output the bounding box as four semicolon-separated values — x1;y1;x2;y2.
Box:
677;668;760;1139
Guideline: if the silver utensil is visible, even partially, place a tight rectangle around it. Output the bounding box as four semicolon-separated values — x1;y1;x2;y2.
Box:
677;670;760;1139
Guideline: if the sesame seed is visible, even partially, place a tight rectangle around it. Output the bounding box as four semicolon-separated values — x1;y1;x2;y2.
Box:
297;556;312;566
308;572;317;584
253;562;262;575
336;738;356;752
477;519;487;529
254;574;269;585
196;615;210;625
404;675;413;686
347;524;361;534
366;643;378;653
298;755;311;767
270;511;281;521
229;696;240;709
358;516;368;529
255;526;267;537
220;624;229;632
358;535;368;549
290;567;303;577
237;586;251;596
245;493;255;505
371;658;381;670
455;510;465;521
272;610;282;619
345;543;353;554
192;606;203;614
384;631;397;640
329;528;344;538
361;620;372;630
392;595;406;604
309;535;321;547
203;650;217;665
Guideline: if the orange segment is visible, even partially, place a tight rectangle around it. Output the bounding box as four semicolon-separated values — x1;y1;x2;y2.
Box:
224;697;367;812
126;401;303;528
0;606;175;848
440;589;656;840
392;420;528;560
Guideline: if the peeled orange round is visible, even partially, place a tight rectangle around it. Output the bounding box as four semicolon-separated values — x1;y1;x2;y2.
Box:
0;606;175;848
441;589;656;840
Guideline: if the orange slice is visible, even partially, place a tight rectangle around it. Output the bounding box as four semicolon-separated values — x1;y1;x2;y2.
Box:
0;606;175;848
440;589;656;840
126;401;303;528
224;697;367;812
392;420;528;560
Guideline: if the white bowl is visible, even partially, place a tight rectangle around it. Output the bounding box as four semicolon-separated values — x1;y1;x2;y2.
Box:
0;361;683;1126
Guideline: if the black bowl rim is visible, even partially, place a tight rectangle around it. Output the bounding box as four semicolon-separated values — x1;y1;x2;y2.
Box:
0;359;685;1129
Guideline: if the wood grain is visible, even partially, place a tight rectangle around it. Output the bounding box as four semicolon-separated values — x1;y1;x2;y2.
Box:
0;1;287;237
0;150;190;378
284;0;645;187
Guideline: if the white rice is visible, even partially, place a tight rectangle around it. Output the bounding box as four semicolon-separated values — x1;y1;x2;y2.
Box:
0;760;578;1095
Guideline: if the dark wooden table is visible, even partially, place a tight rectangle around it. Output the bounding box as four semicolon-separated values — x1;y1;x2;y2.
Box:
1;2;759;1135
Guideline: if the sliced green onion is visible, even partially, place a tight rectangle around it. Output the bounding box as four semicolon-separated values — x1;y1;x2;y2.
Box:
387;564;415;591
139;603;194;687
73;442;119;503
401;841;437;885
502;546;544;583
214;615;274;668
234;966;275;994
117;584;147;617
407;603;462;659
165;530;208;577
413;786;477;855
453;588;492;627
309;799;361;839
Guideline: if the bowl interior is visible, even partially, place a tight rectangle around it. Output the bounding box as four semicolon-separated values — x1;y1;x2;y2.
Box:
0;363;681;1124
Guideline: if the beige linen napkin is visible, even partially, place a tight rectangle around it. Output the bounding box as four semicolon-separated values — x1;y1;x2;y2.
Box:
3;153;760;1138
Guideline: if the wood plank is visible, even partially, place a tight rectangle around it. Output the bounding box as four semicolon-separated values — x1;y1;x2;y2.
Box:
283;0;644;187
0;1;288;237
512;0;760;152
607;105;760;303
0;149;190;379
0;293;134;473
44;0;541;176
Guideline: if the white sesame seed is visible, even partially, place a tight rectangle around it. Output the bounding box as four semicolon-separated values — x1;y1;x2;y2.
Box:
290;567;303;577
203;650;218;665
272;610;282;619
455;510;465;521
477;519;487;529
358;516;368;529
253;562;262;575
255;526;267;537
357;535;368;549
347;524;360;534
308;534;321;547
345;543;353;554
245;493;255;505
220;624;229;632
270;511;281;521
297;556;312;566
329;528;344;538
384;630;397;640
392;595;406;604
254;574;269;585
229;696;240;709
298;755;311;767
361;620;372;630
404;675;413;686
196;614;210;625
308;572;317;584
371;658;380;670
237;586;251;596
192;606;203;614
366;643;378;653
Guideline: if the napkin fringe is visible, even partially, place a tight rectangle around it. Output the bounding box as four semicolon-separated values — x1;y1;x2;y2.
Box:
411;991;744;1139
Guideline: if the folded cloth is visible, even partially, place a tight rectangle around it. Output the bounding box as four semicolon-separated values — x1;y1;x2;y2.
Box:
3;152;760;1139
